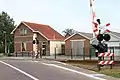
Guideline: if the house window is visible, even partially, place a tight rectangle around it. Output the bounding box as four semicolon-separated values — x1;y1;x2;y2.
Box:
21;42;26;51
20;29;27;35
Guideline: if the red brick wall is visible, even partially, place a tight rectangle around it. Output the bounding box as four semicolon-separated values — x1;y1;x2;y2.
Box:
14;23;50;55
65;34;90;56
14;23;33;52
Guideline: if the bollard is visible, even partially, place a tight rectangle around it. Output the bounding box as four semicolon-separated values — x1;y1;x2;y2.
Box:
71;49;73;59
28;52;30;57
40;49;42;58
22;51;23;57
55;48;56;59
15;52;17;57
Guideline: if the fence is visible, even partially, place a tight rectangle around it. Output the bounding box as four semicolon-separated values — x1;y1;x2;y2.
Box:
13;47;96;60
13;47;120;61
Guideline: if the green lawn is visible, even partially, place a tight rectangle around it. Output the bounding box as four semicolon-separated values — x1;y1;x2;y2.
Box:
99;68;120;78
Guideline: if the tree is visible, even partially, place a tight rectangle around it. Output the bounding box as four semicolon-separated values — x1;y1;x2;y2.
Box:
62;28;77;37
0;11;16;53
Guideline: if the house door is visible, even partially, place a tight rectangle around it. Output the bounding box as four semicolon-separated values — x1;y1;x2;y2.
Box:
61;44;65;55
42;42;46;55
71;40;84;56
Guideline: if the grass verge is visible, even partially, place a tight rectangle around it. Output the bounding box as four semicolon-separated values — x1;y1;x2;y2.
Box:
0;53;4;57
64;60;120;78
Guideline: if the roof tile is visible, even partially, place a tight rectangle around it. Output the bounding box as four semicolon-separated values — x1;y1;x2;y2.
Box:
23;21;65;40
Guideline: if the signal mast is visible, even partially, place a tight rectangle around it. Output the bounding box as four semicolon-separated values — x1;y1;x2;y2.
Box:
90;0;111;54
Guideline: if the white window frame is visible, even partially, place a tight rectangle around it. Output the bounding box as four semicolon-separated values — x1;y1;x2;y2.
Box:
20;29;27;35
21;42;27;51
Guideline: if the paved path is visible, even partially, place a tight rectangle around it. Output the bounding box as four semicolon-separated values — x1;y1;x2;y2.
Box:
0;57;119;80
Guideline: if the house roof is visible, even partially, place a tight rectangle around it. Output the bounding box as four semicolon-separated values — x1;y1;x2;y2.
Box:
79;31;120;40
72;31;120;40
78;32;93;39
109;31;120;38
65;32;93;41
12;21;65;40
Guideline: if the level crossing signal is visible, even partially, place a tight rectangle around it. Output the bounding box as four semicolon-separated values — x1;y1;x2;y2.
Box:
97;34;111;41
92;19;111;56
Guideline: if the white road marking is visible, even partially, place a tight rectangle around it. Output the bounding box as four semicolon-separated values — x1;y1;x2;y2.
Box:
52;61;67;65
34;61;38;63
89;74;105;77
42;63;106;80
0;60;39;80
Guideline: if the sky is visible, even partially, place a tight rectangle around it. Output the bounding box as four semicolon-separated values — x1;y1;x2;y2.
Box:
0;0;120;34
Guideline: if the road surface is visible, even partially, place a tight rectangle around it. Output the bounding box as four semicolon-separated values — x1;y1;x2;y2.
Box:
0;57;119;80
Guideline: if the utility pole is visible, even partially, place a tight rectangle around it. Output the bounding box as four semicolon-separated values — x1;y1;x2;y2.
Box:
3;31;7;55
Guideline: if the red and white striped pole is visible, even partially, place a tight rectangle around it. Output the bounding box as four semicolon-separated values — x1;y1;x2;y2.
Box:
90;0;111;37
90;0;99;37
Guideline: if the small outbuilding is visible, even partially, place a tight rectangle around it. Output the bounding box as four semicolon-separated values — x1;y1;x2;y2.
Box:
64;32;93;56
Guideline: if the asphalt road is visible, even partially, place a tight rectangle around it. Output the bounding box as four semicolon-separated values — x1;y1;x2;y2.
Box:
0;58;119;80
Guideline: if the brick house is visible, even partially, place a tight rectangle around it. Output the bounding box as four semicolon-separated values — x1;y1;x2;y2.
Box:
64;32;93;56
11;21;65;55
64;31;120;57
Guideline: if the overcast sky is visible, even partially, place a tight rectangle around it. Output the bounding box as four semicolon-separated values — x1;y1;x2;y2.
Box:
0;0;120;34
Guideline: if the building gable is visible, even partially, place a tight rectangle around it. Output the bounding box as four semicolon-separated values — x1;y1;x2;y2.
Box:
65;33;91;41
11;21;65;41
14;23;33;36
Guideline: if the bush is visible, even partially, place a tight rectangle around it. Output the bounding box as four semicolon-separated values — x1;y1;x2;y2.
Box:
0;46;4;53
9;43;14;53
8;53;14;57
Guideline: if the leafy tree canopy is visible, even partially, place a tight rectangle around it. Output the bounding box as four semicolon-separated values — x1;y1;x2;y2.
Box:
0;11;16;52
62;28;77;37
